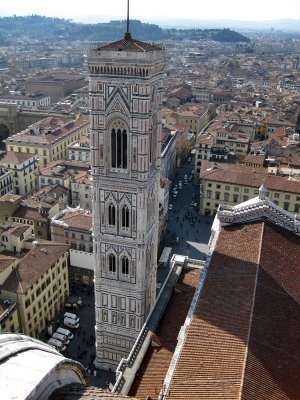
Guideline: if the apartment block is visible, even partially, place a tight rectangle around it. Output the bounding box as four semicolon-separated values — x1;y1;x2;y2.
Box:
0;256;20;334
38;160;90;190
50;208;93;285
11;185;69;240
199;161;300;216
70;171;91;210
5;116;89;167
67;134;90;163
1;240;70;338
0;169;13;197
0;221;34;253
0;151;38;196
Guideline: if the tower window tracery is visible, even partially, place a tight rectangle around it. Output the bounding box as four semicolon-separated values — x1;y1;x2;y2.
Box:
109;253;116;273
121;204;130;228
111;128;127;169
108;203;116;226
121;256;129;275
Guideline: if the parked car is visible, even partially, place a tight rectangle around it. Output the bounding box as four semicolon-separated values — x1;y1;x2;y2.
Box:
168;204;173;210
52;332;70;345
56;327;74;340
47;338;66;352
64;312;79;324
63;317;80;329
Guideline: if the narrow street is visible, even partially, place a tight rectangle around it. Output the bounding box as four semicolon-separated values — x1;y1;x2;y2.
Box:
159;158;212;263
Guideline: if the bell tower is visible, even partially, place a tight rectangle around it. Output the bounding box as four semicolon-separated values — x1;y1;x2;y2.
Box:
88;24;167;370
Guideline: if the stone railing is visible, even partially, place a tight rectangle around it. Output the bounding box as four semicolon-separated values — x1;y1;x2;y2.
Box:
218;199;300;235
112;263;182;395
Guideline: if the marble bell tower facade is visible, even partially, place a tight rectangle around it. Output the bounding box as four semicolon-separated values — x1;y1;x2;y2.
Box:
87;34;167;370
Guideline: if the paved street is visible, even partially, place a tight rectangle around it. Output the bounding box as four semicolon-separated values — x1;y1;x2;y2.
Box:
159;159;212;262
46;157;213;389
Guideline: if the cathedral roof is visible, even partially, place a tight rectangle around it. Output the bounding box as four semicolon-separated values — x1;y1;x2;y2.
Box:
167;220;300;399
96;35;162;53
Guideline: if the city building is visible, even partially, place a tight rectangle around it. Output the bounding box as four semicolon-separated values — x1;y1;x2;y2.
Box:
0;151;38;196
0;256;20;334
70;170;92;210
0;168;13;197
38;159;89;190
5;116;89;167
0;193;23;222
50;208;93;285
0;221;34;253
11;185;69;240
1;240;70;338
67;134;91;163
199;160;300;216
24;72;86;104
88;30;167;370
0;297;20;334
160;127;177;180
0;92;50;108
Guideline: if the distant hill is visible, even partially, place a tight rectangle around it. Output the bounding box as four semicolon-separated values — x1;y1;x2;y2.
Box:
0;15;250;45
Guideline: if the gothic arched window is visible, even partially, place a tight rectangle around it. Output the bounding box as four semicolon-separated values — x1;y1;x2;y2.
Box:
108;203;116;226
121;205;130;228
121;256;129;275
109;254;116;273
111;128;127;169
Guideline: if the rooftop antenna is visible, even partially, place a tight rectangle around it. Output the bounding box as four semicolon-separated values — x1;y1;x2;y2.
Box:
124;0;131;40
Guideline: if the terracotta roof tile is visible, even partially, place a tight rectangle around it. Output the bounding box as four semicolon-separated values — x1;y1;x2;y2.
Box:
0;255;17;273
97;37;161;53
2;240;69;294
200;161;300;194
167;221;300;400
50;383;137;399
129;268;200;399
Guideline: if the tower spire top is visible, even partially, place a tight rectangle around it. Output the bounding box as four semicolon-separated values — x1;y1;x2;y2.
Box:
124;0;131;40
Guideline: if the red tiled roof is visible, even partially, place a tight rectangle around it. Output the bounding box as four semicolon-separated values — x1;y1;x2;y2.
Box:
58;210;92;231
0;151;36;164
12;205;48;222
2;240;69;294
167;221;300;400
129;268;200;399
200;161;300;194
97;37;161;53
50;383;137;399
0;255;17;273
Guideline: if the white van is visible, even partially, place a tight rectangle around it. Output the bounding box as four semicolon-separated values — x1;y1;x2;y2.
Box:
64;317;79;329
52;332;70;345
56;327;74;340
64;312;79;324
47;338;66;352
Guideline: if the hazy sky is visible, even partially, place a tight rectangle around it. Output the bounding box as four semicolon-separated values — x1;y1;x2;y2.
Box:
1;0;300;23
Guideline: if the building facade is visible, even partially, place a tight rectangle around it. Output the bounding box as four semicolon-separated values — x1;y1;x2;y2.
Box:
0;151;38;196
199;161;300;216
5;116;89;167
88;33;167;370
1;240;70;338
50;208;94;285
